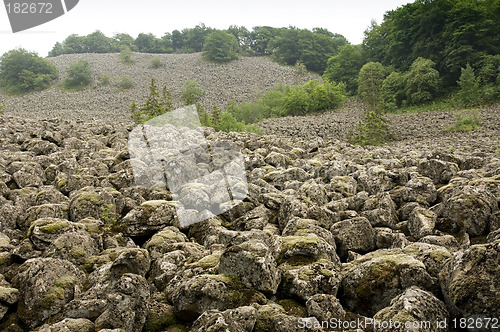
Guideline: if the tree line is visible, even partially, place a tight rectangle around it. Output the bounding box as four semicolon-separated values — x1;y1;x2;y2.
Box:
48;25;348;74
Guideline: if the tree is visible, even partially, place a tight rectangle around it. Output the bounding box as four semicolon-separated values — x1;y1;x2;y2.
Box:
456;64;480;107
63;59;92;90
405;57;440;105
83;30;113;53
202;30;239;63
323;44;365;94
0;48;58;94
381;71;406;109
358;62;386;111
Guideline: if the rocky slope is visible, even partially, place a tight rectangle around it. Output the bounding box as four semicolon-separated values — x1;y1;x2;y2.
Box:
0;108;499;331
0;52;319;122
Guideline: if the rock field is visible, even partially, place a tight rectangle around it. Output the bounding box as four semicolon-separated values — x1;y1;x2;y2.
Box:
0;53;499;331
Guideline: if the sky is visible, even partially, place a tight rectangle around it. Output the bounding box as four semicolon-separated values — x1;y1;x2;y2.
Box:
0;0;414;57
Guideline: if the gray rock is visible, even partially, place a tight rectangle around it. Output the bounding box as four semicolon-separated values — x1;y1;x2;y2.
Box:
306;294;346;322
38;318;94;332
373;286;448;332
340;250;434;317
218;239;281;294
418;158;459;184
439;240;500;320
191;306;257;332
407;207;437;239
330;217;376;259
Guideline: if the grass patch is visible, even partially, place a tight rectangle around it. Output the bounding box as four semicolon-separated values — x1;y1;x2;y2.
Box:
446;109;482;132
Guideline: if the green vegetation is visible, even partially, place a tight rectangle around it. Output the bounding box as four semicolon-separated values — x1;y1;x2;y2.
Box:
202;30;239;63
0;104;4;114
496;148;500;157
323;44;364;94
447;109;482;132
349;111;393;146
227;80;344;124
98;73;110;86
181;80;204;105
131;78;173;123
0;48;58;95
357;62;386;111
63;60;92;90
151;56;164;68
120;45;134;64
115;75;133;90
455;64;481;107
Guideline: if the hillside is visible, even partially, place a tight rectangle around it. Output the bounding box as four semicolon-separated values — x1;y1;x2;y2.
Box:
0;52;319;121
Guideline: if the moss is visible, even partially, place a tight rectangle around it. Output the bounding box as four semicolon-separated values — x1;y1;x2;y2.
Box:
189;253;221;269
0;252;11;265
57;179;67;187
78;191;101;205
277;299;307;317
54;274;78;288
144;308;177;332
39;220;71;234
40;286;65;308
279;234;321;264
70;246;87;260
429;248;452;262
449;275;477;305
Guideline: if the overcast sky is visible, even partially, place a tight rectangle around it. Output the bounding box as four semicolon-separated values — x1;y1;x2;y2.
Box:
0;0;413;57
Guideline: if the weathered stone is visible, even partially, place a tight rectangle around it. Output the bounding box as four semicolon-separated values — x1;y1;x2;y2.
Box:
407;207;437;239
330;217;376;259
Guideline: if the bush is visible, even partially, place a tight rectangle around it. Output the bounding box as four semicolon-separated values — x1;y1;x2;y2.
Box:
116;75;133;90
181;80;204;105
455;64;481;107
447;109;481;132
63;60;92;90
202;30;239;63
349;111;393;146
99;73;110;86
405;57;440;105
120;45;134;64
151;56;164;68
0;48;58;95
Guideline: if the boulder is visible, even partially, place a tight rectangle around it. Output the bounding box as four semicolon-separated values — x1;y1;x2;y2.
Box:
330;217;376;259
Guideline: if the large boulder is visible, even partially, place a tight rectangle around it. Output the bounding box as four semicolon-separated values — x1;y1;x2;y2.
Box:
330;217;376;259
439;240;500;321
340;250;434;317
373;286;449;332
13;258;86;329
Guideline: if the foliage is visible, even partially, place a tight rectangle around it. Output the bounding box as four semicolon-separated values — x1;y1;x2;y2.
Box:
349;111;393;146
477;55;500;104
447;109;482;132
99;73;110;86
100;204;117;224
381;71;406;110
0;48;58;95
115;75;133;90
323;44;365;94
202;30;239;63
363;0;499;86
455;64;481;107
120;45;134;64
151;56;164;68
228;81;344;123
357;62;386;111
405;57;440;105
181;80;204;105
130;78;173;123
0;104;4;114
63;60;92;90
197;104;261;134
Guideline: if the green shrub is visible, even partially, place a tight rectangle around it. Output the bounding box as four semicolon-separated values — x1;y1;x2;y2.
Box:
455;64;481;107
151;56;164;68
202;30;239;63
181;80;204;105
0;48;59;95
115;75;133;90
63;60;92;90
0;104;4;114
349;111;393;146
99;73;110;86
197;104;262;134
497;148;500;157
447;109;481;132
120;45;134;64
